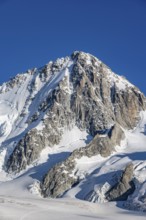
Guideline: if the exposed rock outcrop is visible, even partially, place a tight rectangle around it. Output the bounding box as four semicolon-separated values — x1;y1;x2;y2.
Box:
106;163;135;201
41;123;125;198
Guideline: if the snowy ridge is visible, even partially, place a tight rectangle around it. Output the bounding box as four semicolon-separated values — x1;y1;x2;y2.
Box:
106;68;134;91
76;51;134;92
0;56;73;160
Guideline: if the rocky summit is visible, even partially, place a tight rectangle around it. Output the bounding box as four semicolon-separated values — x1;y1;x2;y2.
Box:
0;51;146;211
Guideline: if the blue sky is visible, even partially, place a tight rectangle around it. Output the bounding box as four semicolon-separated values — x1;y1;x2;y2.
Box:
0;0;146;94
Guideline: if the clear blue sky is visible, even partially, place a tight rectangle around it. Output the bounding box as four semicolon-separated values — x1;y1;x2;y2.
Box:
0;0;146;94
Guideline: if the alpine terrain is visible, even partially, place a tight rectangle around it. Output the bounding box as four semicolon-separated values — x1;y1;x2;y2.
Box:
0;51;146;219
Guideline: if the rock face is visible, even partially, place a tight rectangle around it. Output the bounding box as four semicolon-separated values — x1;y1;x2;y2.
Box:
124;180;146;212
7;129;47;173
106;163;135;201
6;51;146;174
41;124;125;198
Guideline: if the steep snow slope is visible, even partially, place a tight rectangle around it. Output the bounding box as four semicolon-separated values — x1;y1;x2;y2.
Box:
0;57;73;141
0;57;74;167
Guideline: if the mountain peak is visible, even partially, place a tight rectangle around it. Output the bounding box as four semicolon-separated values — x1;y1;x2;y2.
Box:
0;52;146;212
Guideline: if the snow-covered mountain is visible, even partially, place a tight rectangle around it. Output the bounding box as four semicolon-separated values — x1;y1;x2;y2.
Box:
0;51;146;219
